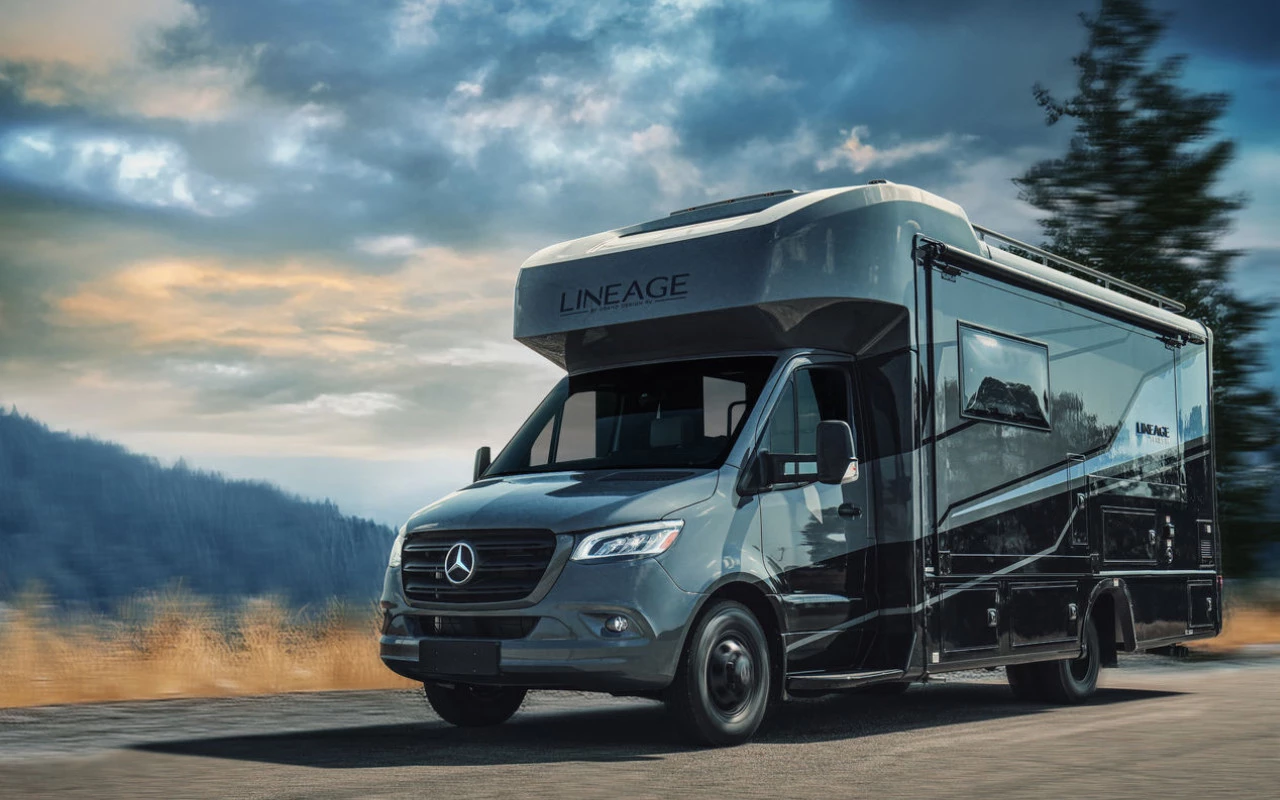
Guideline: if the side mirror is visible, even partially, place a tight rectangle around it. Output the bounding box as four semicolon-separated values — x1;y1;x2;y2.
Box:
473;446;491;483
815;420;856;485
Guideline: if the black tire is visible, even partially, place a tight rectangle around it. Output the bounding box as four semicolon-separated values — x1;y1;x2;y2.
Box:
1006;662;1045;702
423;683;527;727
665;600;772;746
1037;616;1101;704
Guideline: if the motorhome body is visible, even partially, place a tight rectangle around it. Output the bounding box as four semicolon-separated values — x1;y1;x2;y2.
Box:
379;182;1221;744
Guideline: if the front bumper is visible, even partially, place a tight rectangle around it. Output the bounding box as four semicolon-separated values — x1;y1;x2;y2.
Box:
379;556;700;692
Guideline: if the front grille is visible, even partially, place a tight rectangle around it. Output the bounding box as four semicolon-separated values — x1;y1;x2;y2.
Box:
412;615;539;640
1200;537;1214;564
401;529;556;604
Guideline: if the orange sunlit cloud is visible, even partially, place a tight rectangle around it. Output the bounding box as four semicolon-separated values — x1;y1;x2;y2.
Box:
50;248;516;361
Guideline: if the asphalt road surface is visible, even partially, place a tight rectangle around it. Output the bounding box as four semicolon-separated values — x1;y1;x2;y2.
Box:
2;654;1278;799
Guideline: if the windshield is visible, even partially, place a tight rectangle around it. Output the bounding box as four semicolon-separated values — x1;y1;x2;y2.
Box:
487;356;776;476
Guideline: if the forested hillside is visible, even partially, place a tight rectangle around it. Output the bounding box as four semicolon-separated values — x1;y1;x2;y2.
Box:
0;410;395;608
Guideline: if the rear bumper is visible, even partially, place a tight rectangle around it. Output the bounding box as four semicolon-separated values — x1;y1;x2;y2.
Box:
379;557;700;691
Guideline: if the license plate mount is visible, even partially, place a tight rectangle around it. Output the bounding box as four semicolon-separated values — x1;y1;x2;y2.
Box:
420;640;501;676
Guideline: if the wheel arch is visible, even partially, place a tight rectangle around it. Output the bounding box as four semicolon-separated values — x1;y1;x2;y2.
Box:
686;575;786;700
1085;579;1138;667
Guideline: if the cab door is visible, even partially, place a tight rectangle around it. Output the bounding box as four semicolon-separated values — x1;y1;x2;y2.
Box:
757;360;873;672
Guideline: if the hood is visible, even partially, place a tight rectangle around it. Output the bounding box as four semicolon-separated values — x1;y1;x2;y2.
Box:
403;468;720;534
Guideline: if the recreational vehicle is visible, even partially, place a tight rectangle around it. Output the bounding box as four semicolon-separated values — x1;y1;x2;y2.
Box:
379;182;1221;745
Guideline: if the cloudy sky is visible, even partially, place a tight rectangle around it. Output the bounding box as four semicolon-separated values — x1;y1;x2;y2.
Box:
1;0;1277;524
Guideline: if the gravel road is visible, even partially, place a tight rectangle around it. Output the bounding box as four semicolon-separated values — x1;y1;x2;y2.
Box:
2;654;1277;799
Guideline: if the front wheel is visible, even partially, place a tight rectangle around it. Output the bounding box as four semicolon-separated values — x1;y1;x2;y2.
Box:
423;683;527;727
666;600;772;746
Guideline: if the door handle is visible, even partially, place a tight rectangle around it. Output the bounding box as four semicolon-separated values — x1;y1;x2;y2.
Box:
838;504;862;519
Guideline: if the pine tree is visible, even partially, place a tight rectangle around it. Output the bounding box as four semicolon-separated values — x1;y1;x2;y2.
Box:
1015;0;1277;575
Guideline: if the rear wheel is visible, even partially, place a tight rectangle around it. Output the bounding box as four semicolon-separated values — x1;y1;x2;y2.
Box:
1038;616;1100;704
665;600;772;747
423;683;527;727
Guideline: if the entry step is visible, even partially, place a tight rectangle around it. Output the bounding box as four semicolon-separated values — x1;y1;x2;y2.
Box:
787;668;906;692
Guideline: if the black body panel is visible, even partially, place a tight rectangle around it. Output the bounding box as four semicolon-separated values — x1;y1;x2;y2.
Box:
1008;582;1079;649
915;236;1219;672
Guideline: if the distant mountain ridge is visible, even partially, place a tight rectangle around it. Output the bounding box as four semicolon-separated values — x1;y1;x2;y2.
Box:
0;410;395;608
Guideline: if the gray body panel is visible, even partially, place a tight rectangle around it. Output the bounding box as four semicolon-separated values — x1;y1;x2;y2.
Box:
514;185;978;372
381;555;699;690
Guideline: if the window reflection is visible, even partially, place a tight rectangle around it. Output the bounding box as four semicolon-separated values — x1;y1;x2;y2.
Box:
959;324;1051;430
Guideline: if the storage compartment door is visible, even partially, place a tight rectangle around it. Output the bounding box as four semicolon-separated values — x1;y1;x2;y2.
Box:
1008;582;1079;649
938;585;1001;656
1189;581;1217;631
1102;506;1157;565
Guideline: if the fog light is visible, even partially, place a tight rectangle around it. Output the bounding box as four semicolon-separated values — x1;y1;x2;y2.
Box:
604;616;630;633
381;613;409;637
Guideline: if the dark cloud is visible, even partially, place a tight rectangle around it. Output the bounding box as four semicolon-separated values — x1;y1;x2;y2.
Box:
0;0;1105;267
851;0;1067;24
854;0;1280;67
2;0;1270;257
1160;0;1280;65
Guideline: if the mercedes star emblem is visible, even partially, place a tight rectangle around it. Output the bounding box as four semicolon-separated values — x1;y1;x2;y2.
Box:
443;542;477;586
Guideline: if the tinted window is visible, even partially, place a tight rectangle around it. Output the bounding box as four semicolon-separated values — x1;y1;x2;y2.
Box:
958;323;1051;430
763;366;851;459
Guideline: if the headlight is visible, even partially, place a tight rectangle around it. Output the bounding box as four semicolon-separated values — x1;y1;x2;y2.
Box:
571;520;684;562
387;525;408;568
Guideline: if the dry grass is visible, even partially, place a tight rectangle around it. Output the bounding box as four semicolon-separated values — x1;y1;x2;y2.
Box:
1186;607;1280;654
0;592;414;709
3;590;1279;709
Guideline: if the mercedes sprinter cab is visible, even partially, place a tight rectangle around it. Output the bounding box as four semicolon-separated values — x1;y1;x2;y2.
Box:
379;182;1221;745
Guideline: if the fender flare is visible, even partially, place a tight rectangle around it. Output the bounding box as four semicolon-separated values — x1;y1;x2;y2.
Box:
688;571;784;632
1085;577;1138;652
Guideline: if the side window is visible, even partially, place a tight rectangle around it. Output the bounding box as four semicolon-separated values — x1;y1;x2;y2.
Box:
798;368;849;454
958;323;1051;430
763;367;851;457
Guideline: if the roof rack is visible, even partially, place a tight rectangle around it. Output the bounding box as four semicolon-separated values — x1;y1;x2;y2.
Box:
972;223;1186;314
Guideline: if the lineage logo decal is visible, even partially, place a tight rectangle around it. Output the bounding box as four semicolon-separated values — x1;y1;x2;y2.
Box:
1135;421;1170;438
558;273;690;316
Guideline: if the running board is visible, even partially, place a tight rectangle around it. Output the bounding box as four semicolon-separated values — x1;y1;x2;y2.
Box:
787;668;906;693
